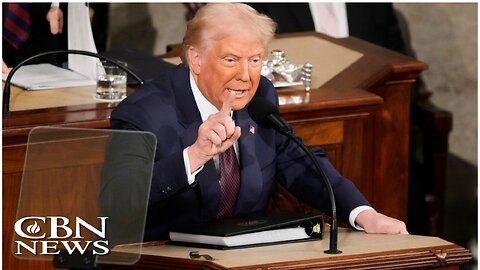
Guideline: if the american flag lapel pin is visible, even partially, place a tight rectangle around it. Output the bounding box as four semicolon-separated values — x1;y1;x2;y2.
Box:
249;125;255;134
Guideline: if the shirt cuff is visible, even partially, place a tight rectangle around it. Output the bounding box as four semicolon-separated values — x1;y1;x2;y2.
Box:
51;2;60;8
349;205;376;230
183;147;203;185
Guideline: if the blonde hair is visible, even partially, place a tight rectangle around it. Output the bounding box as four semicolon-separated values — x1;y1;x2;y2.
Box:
181;3;277;64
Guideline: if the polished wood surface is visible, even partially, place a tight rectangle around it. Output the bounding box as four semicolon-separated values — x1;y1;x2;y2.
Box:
8;85;106;112
3;32;429;270
102;228;472;270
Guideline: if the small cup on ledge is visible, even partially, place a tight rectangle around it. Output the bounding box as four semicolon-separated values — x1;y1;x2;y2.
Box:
96;60;127;100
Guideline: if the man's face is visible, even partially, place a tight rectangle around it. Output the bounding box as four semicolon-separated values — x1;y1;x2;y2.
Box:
189;34;265;111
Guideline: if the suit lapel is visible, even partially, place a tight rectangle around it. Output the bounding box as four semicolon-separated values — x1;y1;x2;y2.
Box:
173;65;200;130
173;65;220;219
234;109;263;215
175;67;203;152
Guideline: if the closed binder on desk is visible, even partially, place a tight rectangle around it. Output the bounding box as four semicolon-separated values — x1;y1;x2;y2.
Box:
169;211;323;249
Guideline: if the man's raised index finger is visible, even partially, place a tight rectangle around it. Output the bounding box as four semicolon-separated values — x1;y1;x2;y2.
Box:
220;91;236;115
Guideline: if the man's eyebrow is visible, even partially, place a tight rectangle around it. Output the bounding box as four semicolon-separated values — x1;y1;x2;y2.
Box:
223;52;263;57
221;53;239;58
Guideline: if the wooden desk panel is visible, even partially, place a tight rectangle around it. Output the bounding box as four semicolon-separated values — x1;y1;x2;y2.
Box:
101;228;472;270
281;89;381;202
3;32;427;270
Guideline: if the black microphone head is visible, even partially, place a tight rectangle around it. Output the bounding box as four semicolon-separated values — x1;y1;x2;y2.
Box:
247;96;280;127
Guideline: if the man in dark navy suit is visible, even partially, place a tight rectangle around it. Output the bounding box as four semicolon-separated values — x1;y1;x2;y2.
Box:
110;3;408;241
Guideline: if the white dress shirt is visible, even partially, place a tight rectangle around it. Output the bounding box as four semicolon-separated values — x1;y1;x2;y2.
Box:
67;3;99;80
309;2;349;38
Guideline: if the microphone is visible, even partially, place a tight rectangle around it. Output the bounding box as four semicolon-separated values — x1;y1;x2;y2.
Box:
2;49;144;117
248;96;342;254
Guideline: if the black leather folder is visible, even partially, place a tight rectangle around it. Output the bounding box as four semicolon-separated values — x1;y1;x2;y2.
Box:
168;211;324;249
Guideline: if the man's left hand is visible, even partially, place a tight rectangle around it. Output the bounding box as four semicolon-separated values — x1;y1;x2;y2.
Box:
355;209;408;234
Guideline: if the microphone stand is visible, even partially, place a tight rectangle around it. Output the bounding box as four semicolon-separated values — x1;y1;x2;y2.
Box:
280;128;342;254
248;96;342;254
2;49;144;117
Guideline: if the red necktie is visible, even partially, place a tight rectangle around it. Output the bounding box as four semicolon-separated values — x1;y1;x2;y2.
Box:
3;3;31;50
217;146;241;219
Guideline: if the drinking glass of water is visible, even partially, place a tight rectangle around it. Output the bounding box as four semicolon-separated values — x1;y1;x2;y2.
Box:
96;60;127;100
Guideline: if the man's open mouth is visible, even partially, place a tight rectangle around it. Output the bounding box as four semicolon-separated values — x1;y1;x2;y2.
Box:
227;88;247;95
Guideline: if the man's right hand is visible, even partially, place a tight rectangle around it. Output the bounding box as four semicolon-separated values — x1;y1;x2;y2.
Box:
46;6;64;35
188;92;241;172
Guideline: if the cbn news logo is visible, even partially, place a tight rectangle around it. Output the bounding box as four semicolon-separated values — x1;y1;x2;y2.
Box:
14;216;109;256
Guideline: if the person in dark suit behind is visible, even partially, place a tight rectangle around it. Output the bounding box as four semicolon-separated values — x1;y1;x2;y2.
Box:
2;3;68;68
248;3;407;55
110;3;407;241
2;3;109;74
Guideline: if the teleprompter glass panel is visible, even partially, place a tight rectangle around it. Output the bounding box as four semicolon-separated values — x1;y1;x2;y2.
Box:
13;127;156;266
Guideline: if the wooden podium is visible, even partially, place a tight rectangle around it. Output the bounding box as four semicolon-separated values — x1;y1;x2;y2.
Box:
101;228;471;270
2;32;451;270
